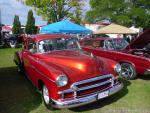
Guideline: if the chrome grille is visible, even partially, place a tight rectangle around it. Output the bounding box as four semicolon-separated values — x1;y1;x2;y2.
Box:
59;74;115;99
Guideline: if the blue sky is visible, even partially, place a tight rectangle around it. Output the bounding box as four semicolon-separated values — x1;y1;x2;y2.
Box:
0;0;90;26
0;0;47;25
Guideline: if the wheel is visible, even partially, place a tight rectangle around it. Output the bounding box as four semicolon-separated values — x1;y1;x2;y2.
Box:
42;84;56;110
120;63;137;80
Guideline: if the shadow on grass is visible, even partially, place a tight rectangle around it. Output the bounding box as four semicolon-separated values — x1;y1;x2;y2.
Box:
0;66;42;113
69;78;131;112
139;74;150;80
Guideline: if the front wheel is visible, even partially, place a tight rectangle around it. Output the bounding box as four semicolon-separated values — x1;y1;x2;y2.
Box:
120;63;137;80
42;85;56;110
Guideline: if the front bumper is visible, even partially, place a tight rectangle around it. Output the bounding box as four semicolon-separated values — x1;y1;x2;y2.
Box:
51;82;123;108
144;69;150;75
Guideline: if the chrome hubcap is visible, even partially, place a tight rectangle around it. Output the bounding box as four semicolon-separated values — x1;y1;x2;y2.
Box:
121;63;133;78
43;85;49;104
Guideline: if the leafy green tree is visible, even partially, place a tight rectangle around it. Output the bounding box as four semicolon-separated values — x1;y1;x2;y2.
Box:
25;10;37;34
12;15;22;34
86;0;150;29
19;0;83;24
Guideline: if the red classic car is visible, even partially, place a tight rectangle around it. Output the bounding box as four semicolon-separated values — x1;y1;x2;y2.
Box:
14;34;123;109
81;29;150;80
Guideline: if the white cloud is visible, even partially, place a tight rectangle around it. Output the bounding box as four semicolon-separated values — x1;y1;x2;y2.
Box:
0;0;47;25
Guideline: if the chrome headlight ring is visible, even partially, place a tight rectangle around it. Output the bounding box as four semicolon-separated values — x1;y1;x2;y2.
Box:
114;63;122;73
56;74;68;87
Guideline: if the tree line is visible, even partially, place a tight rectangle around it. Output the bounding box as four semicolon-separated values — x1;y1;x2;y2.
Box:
85;0;150;30
12;10;37;34
15;0;150;33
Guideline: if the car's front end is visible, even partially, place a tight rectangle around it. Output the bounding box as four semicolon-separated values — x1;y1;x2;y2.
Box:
51;73;123;108
38;50;123;109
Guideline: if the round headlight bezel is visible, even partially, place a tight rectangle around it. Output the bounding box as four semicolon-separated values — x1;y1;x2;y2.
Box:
114;63;121;73
56;74;68;87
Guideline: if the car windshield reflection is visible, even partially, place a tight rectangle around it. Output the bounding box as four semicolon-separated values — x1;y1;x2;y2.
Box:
38;38;80;53
105;38;129;50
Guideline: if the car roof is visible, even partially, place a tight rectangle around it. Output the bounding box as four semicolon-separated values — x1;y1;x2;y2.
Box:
83;37;110;41
28;34;74;42
83;37;123;41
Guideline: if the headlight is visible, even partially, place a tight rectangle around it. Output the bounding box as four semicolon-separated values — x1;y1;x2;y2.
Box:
56;74;68;87
114;64;121;73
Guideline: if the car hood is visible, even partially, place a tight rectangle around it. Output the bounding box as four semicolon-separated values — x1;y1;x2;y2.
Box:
37;50;106;82
126;29;150;49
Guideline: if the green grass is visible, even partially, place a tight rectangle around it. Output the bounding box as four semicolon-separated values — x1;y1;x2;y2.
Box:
0;48;150;113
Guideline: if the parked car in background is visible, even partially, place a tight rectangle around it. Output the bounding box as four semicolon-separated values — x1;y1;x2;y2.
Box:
14;34;123;109
81;29;150;80
3;34;23;48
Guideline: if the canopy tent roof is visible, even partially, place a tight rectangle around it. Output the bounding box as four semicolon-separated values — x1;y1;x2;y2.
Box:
93;23;138;34
40;20;91;34
2;25;12;32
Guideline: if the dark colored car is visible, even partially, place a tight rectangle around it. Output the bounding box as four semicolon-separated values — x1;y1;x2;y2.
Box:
3;34;23;48
81;29;150;80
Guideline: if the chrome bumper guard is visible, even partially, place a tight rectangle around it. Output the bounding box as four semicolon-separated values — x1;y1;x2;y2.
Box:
144;69;150;75
51;82;123;108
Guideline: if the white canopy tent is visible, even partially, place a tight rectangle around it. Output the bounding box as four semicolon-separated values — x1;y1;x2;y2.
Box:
93;23;138;34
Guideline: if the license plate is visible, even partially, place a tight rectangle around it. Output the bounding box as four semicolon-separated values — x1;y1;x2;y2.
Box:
98;91;109;99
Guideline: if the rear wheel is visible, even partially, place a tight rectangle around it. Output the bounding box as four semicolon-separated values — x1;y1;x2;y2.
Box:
120;63;137;80
42;84;56;110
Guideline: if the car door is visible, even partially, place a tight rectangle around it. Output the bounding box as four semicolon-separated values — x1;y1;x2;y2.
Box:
23;38;38;86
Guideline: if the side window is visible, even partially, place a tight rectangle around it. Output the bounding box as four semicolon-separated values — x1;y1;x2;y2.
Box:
28;39;37;53
92;40;100;48
84;40;93;47
100;40;104;48
104;40;114;50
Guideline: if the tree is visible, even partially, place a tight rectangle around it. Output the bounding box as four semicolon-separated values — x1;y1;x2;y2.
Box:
12;15;22;34
19;0;83;24
25;10;37;34
85;0;150;29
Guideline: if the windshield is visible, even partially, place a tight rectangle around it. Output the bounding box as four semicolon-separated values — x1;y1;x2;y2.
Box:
104;38;129;50
38;38;80;53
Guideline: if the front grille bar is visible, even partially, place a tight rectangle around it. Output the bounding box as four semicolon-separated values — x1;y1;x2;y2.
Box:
78;79;111;91
73;74;113;86
59;74;114;99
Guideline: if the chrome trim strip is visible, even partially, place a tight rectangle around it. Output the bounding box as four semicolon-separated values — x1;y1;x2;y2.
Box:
59;89;73;94
73;74;113;86
144;69;150;75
